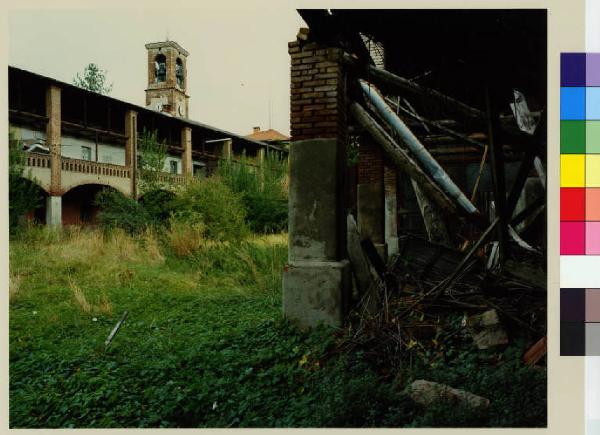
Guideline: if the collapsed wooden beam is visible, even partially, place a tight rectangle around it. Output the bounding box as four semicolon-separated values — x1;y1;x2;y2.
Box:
359;80;479;216
384;96;486;149
411;179;452;246
343;53;485;121
350;102;460;217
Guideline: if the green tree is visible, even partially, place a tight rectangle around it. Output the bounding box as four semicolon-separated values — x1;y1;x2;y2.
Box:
137;128;170;194
73;63;113;95
9;132;42;232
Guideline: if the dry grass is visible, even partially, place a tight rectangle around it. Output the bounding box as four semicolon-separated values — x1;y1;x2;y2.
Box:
9;273;21;303
70;279;91;313
140;228;165;264
166;218;206;257
47;226;165;268
69;278;112;316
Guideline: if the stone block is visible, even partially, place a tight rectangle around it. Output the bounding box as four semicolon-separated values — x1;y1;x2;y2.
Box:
288;139;341;262
282;260;351;329
408;380;490;409
466;309;509;349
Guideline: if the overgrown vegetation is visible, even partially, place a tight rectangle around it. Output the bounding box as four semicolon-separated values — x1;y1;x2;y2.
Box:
218;151;288;233
9;133;42;233
10;224;546;428
137;128;170;195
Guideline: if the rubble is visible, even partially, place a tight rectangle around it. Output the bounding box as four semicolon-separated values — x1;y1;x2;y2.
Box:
408;380;490;409
465;309;509;349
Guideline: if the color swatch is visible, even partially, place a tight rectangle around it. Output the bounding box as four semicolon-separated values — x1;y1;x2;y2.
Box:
561;53;600;255
561;288;600;356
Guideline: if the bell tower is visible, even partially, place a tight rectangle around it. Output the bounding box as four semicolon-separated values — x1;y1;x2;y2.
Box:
145;40;189;118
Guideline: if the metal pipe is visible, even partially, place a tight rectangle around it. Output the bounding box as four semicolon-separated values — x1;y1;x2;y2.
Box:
359;79;478;215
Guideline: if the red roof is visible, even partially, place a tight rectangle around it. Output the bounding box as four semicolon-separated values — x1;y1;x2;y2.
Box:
246;128;290;142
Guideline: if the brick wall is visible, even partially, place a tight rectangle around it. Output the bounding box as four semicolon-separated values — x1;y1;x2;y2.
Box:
288;29;346;142
357;136;384;185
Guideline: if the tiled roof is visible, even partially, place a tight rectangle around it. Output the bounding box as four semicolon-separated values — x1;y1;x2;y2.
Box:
246;129;290;142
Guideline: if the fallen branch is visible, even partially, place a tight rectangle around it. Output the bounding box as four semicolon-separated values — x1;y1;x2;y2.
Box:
105;311;129;349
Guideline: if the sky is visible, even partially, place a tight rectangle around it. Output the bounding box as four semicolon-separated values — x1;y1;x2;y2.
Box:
8;7;306;136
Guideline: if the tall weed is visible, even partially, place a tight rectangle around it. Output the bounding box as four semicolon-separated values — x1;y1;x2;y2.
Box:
218;151;288;233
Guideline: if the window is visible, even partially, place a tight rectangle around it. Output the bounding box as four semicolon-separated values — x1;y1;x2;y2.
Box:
176;58;184;88
170;160;178;174
81;146;92;161
155;54;166;83
193;164;206;177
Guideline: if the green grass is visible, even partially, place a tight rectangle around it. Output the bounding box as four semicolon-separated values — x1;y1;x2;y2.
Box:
9;226;546;428
8;227;397;427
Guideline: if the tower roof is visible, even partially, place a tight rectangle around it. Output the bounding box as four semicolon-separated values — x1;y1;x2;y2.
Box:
145;41;189;57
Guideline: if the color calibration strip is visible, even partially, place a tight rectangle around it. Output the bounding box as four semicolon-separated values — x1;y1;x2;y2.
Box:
561;53;600;255
561;288;600;356
561;54;600;356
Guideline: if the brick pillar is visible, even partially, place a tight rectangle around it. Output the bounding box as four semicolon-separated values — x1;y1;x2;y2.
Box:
182;126;193;177
283;28;350;329
46;84;61;196
125;110;137;197
289;29;346;142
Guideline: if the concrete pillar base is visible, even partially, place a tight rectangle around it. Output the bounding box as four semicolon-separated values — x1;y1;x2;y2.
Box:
384;195;399;259
283;260;351;329
46;195;62;227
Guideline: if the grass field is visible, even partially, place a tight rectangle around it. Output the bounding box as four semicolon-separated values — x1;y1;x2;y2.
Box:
9;226;547;428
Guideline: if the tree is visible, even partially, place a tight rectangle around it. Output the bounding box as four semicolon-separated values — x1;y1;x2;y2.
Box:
137;128;169;194
73;63;113;95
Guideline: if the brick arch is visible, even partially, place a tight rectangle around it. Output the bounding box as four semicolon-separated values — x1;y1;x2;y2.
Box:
20;174;50;195
61;180;130;198
61;183;122;226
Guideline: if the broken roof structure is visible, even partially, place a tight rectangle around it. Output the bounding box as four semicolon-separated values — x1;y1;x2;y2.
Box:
283;9;547;330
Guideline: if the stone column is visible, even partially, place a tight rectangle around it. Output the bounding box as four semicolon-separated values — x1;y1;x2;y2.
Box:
384;164;399;257
46;196;62;227
222;138;232;160
125;110;137;197
258;148;266;166
283;28;350;329
181;126;193;177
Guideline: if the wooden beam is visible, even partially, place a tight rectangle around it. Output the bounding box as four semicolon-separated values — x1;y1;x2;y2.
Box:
345;53;484;121
61;120;127;139
485;86;508;263
411;179;451;246
385;96;486;149
350;102;460;217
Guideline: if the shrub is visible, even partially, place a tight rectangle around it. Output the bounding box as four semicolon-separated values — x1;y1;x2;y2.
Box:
218;151;288;233
9;133;42;233
140;189;176;223
171;177;248;242
95;189;152;234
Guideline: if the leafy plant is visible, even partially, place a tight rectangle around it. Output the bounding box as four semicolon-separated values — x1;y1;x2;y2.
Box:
9;132;42;233
137;129;170;195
